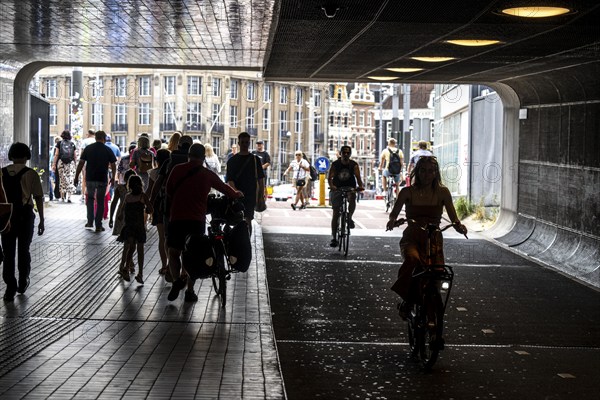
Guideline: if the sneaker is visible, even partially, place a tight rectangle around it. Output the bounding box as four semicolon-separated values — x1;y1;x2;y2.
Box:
184;289;198;302
348;218;355;229
95;226;105;232
168;278;186;301
17;277;30;294
135;274;144;285
291;204;296;211
300;203;307;209
329;238;338;247
398;301;412;321
85;222;93;228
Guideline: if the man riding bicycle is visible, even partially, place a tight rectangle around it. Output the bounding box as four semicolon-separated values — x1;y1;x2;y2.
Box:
379;137;404;195
385;156;467;319
328;146;364;247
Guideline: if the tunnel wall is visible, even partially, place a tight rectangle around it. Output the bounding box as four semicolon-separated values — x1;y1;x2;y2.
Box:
497;63;600;288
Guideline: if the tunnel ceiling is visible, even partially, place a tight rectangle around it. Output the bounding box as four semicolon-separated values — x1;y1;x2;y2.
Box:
1;0;599;84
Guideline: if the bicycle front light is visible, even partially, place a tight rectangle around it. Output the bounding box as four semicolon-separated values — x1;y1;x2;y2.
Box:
441;281;450;290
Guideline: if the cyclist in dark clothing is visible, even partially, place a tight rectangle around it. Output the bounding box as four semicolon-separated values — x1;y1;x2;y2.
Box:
327;145;364;247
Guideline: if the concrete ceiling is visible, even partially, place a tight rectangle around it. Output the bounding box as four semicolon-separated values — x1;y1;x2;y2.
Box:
1;0;599;85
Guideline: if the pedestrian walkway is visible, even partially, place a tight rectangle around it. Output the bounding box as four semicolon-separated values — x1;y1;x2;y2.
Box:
0;199;285;399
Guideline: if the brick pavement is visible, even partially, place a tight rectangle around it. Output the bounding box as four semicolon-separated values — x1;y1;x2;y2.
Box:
0;198;285;399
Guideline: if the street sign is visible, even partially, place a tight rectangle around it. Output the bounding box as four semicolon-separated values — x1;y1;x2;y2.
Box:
316;157;330;173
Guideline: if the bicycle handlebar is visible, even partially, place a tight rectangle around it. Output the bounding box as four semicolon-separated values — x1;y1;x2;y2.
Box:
388;218;468;238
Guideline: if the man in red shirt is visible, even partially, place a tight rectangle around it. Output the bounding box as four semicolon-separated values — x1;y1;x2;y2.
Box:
166;143;243;302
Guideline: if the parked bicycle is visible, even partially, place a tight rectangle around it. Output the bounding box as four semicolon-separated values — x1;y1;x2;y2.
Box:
389;218;468;369
334;186;356;256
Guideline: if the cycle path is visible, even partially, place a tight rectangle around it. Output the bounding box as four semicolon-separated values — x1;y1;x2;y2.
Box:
263;228;600;400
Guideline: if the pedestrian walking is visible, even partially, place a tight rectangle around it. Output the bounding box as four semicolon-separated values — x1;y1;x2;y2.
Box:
52;130;77;203
74;130;117;232
1;143;45;301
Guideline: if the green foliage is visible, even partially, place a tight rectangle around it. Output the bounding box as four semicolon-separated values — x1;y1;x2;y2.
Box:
455;196;474;219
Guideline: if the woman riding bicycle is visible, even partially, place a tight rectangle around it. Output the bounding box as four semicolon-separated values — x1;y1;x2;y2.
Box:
385;156;467;318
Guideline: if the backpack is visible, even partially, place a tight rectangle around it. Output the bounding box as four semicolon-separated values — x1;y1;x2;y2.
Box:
2;167;31;220
59;140;75;163
137;150;153;173
388;148;402;175
309;165;319;181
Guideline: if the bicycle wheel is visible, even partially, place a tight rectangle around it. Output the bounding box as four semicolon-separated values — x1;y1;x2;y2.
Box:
338;213;346;252
211;244;228;307
385;187;393;212
407;306;419;358
342;213;350;257
419;290;444;369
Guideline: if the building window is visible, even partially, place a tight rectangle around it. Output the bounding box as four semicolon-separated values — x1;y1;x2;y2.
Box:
313;90;321;107
279;110;288;133
263;109;270;130
187;102;201;128
138;103;151;125
164;102;176;124
91;103;103;127
49;104;57;126
263;84;272;102
295;111;302;133
359;112;364;127
212;136;221;157
279;86;288;104
367;112;372;126
246;82;256;101
246;107;255;131
113;134;127;153
230;106;238;127
314;115;321;137
212;103;221;124
139;76;151;96
46;80;57;98
212;78;221;96
295;88;303;106
91;78;103;98
164;76;176;95
115;77;127;97
187;76;202;95
230;79;238;99
114;104;127;127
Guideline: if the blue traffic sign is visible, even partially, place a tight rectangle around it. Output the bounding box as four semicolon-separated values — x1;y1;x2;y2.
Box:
315;157;330;173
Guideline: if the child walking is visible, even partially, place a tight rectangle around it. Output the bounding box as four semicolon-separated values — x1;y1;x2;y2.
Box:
117;175;153;284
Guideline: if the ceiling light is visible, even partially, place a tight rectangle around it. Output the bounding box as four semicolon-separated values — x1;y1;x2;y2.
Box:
386;67;424;73
411;56;455;62
446;39;500;47
367;76;397;81
501;7;570;18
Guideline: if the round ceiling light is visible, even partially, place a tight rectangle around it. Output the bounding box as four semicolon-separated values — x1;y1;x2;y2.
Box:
446;39;501;46
367;76;397;81
385;67;424;73
411;56;455;62
501;7;570;18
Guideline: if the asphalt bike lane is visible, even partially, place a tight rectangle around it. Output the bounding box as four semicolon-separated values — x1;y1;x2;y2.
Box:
260;201;600;400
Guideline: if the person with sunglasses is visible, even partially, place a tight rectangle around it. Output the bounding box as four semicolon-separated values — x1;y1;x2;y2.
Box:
327;146;364;247
386;156;467;319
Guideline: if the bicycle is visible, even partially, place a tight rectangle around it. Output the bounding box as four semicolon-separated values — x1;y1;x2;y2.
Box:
334;187;356;257
206;195;245;308
390;218;467;369
385;174;400;213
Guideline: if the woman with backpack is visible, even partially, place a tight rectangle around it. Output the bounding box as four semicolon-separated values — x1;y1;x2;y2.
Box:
51;130;77;203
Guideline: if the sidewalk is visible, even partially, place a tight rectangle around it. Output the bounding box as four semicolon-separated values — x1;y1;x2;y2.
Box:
0;198;285;399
